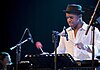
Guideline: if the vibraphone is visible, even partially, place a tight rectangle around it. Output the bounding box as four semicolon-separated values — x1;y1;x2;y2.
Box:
19;54;100;70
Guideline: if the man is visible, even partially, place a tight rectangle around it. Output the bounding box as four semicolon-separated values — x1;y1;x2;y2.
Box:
56;4;100;60
0;52;13;70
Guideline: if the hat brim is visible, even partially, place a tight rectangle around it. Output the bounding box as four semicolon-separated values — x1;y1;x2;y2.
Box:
63;10;85;14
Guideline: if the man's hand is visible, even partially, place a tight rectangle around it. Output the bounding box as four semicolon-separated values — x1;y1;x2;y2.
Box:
75;42;84;50
75;42;92;53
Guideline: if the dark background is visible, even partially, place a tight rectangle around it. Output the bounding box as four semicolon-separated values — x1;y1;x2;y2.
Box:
0;0;100;64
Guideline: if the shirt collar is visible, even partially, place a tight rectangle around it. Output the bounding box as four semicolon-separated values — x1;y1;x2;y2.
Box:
81;22;88;31
67;21;88;31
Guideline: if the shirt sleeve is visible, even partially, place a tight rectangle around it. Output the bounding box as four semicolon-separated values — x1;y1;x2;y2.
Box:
85;27;100;57
94;27;100;55
56;36;67;54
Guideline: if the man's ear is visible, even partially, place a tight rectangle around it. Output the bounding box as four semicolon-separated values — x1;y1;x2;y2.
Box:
78;14;82;21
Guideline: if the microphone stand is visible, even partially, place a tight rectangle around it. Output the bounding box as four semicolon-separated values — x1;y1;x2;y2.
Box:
52;31;59;70
10;28;28;70
10;38;31;50
16;28;28;70
10;38;30;70
85;0;100;70
91;26;95;70
85;0;100;35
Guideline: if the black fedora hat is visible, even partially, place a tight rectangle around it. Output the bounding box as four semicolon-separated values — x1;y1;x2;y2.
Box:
63;4;85;14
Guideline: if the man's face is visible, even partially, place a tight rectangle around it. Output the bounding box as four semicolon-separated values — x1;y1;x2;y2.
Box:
66;13;80;29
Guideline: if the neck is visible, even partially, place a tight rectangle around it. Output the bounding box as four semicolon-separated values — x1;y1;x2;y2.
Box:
74;21;83;30
73;21;83;38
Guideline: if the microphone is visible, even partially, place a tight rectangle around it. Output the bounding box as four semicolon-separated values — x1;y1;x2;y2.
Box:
63;26;68;41
94;16;100;24
27;28;34;43
35;41;44;53
52;31;59;35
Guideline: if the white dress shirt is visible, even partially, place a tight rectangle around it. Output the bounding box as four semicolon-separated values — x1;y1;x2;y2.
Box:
56;22;100;60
